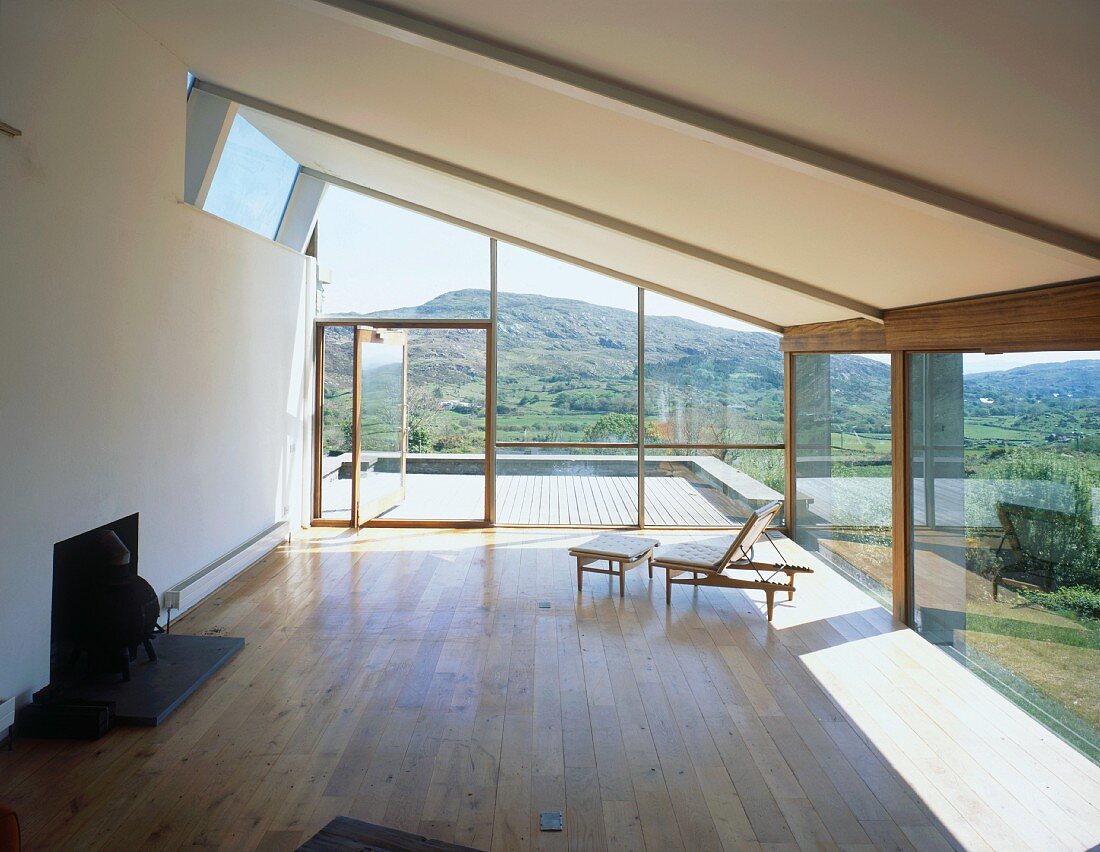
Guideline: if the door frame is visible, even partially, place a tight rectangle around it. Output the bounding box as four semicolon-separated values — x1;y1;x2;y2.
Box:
312;317;493;528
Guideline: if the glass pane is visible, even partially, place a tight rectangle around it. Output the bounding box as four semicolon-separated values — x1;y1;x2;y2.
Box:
376;328;486;521
643;447;784;527
315;186;490;317
644;291;783;444
358;334;406;521
793;354;892;607
318;326;354;520
910;351;1100;761
496;244;638;443
496;447;638;525
203;115;298;238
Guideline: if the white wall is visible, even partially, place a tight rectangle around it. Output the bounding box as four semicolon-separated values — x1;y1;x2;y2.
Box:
0;0;312;702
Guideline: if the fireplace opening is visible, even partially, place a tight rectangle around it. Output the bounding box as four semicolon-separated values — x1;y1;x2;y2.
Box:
20;512;245;731
49;513;160;686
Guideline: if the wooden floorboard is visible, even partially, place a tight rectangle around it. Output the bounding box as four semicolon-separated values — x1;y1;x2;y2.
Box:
2;527;1098;851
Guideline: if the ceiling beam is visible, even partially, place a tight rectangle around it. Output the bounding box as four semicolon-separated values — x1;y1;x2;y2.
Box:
306;0;1100;263
197;79;882;322
302;167;785;333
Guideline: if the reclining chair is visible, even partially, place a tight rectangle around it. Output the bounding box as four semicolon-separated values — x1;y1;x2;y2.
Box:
652;500;812;621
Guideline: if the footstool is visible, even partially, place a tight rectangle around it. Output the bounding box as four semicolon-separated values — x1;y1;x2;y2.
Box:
569;534;661;597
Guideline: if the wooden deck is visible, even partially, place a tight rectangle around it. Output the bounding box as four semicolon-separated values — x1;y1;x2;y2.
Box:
497;475;732;526
328;473;739;525
3;528;1098;850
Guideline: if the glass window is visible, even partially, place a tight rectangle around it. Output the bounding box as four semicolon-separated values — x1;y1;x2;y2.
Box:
792;354;892;607
375;327;487;521
644;292;783;445
203;114;298;238
318;326;355;521
496;244;638;443
315;186;490;317
643;447;784;527
910;351;1100;760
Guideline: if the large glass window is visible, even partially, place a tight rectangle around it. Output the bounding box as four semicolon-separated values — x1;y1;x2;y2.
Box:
909;351;1100;760
203;114;299;238
314;187;490;317
643;448;784;527
792;354;893;607
312;187;794;530
642;292;784;526
376;327;487;521
496;244;638;443
644;292;783;445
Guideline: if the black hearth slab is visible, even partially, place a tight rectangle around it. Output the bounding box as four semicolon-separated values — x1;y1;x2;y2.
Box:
59;634;244;726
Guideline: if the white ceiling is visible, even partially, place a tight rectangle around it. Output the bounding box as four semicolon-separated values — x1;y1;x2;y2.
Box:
118;0;1100;328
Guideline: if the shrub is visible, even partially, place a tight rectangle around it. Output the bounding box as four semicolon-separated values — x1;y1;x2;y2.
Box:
1021;585;1100;621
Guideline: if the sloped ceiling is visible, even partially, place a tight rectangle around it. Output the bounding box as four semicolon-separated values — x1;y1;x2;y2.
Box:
117;0;1100;328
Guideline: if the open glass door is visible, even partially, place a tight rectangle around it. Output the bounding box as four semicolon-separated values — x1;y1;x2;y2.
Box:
353;327;409;525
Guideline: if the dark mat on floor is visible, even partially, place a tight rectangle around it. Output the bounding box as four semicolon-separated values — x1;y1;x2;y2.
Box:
60;633;244;726
298;816;483;851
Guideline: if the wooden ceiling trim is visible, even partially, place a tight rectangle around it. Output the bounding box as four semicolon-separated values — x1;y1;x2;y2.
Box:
781;279;1100;353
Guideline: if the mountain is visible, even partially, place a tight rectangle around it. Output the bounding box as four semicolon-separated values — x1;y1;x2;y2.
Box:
358;287;884;388
314;290;894;444
965;360;1100;400
321;289;1096;449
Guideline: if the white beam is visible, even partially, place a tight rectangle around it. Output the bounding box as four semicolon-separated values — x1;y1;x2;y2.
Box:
276;171;327;252
184;87;237;207
197;80;882;322
307;0;1100;263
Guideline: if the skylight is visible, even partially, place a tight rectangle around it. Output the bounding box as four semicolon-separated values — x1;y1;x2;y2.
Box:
203;114;299;239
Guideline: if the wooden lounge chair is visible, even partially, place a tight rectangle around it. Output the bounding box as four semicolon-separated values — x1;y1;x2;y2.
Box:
652;500;813;620
992;501;1077;598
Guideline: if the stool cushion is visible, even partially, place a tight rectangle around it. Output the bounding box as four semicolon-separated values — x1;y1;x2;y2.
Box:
569;534;660;561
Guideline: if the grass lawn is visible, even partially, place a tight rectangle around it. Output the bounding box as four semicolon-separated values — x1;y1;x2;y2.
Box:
966;631;1100;732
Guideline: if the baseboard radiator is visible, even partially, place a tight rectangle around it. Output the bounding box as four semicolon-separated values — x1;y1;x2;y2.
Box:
162;520;288;620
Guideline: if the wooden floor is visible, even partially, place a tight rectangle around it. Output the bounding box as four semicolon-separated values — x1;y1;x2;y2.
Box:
3;528;1099;851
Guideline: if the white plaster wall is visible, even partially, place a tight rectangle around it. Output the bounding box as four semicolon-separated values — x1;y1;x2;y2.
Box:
0;0;312;701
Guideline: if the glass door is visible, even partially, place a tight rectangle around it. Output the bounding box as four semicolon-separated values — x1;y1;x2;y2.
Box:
354;328;408;525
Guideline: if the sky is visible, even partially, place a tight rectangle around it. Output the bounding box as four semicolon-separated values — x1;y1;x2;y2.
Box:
315;185;1096;372
315;185;760;332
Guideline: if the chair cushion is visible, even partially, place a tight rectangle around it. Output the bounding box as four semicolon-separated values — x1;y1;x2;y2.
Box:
569;534;660;561
652;538;733;569
0;804;19;852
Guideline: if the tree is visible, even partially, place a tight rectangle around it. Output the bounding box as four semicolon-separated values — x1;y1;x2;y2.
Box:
582;413;659;443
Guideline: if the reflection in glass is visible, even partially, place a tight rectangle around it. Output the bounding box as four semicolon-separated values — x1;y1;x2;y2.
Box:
792;354;892;607
203;115;298;238
643;448;784;527
644;291;783;444
909;352;1100;760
